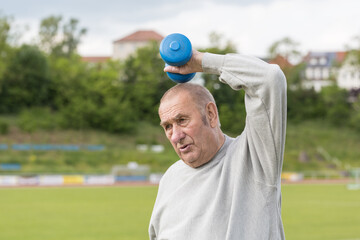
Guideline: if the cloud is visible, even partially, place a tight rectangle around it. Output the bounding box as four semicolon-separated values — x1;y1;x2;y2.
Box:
3;0;360;57
137;0;360;56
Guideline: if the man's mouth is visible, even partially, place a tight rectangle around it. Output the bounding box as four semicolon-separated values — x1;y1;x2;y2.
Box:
179;144;191;152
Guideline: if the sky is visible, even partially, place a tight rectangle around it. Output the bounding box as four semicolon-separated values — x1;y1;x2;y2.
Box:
1;0;359;58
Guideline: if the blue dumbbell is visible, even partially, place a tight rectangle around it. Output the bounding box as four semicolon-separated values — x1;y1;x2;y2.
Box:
159;33;196;83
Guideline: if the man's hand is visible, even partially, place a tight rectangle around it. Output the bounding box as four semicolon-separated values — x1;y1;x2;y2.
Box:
164;50;204;74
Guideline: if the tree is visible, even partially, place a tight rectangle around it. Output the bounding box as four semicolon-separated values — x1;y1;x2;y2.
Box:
208;32;236;51
0;13;14;80
287;88;326;122
268;37;301;65
38;15;86;57
198;32;243;133
61;18;87;57
38;15;62;54
47;52;139;133
285;62;306;88
350;96;360;131
0;45;51;113
320;85;351;126
67;59;138;133
121;41;172;124
47;54;88;110
0;13;10;50
344;32;360;80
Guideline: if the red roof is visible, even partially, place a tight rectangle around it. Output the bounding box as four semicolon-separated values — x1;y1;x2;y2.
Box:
335;51;347;63
114;30;164;43
268;55;293;69
81;56;111;63
303;51;347;64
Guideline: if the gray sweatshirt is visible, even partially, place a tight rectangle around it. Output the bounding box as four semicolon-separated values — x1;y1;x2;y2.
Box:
149;53;287;240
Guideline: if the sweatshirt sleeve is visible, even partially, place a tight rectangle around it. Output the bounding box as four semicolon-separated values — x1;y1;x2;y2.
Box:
202;53;287;185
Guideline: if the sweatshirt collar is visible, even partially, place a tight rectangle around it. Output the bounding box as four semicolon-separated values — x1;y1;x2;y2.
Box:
196;134;232;170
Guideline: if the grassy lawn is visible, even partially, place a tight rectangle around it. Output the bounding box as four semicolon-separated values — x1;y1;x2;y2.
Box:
0;184;359;240
282;184;360;240
0;186;157;240
284;120;360;173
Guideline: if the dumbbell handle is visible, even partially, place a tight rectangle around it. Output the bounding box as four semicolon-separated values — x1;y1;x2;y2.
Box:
164;50;204;74
159;33;196;83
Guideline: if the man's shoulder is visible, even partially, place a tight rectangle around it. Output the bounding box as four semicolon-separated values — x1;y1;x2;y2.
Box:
160;160;185;182
225;133;245;150
165;160;184;174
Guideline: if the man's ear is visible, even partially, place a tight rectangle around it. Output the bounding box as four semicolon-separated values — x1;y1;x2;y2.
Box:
206;102;218;128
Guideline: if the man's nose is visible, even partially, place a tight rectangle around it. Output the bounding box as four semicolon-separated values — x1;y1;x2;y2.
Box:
171;125;185;144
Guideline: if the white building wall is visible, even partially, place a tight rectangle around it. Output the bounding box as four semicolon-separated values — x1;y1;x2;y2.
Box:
303;79;333;92
113;41;151;60
336;53;360;90
338;65;360;90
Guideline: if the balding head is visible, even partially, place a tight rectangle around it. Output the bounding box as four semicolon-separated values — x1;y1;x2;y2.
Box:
160;83;219;126
158;83;224;168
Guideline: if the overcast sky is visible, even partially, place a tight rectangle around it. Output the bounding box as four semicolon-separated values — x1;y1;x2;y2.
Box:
1;0;359;57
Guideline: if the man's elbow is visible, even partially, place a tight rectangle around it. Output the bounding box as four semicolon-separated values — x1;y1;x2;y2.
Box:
268;64;287;93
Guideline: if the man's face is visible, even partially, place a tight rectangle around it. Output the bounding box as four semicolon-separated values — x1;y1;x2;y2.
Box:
159;91;217;168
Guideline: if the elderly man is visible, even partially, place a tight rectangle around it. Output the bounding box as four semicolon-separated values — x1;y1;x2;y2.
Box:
149;50;287;240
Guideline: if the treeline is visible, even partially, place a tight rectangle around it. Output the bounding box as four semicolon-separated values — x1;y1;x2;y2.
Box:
0;14;175;134
199;37;360;133
202;51;360;133
0;14;359;135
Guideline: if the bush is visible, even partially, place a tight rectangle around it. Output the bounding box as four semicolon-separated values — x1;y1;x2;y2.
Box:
0;45;51;113
59;96;138;133
320;85;351;127
0;120;9;134
287;88;326;123
350;97;360;131
219;103;246;134
17;108;61;132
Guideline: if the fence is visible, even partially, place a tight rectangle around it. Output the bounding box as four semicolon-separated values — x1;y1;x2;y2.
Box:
0;144;105;151
0;174;157;187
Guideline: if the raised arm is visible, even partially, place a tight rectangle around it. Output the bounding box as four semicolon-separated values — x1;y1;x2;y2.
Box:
202;52;287;185
165;51;287;185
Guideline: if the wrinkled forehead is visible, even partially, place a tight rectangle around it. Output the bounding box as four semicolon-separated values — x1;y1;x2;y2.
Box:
159;91;196;118
160;88;189;107
160;90;187;110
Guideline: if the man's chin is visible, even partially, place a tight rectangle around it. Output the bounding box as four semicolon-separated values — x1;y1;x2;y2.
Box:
179;151;201;167
181;155;195;165
183;161;196;168
183;157;203;168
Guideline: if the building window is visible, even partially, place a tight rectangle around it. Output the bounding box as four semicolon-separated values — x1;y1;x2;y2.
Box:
322;68;329;79
314;67;322;79
341;72;347;79
351;71;355;79
319;57;327;65
310;58;318;65
306;68;313;79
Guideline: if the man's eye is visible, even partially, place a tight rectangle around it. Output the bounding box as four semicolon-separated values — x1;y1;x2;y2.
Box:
179;118;186;124
165;124;172;130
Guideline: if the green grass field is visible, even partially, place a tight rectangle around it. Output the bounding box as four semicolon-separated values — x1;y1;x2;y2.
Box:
0;184;359;240
282;184;360;240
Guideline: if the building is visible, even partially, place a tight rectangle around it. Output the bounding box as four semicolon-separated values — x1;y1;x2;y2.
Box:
81;56;111;67
337;52;360;91
112;30;163;60
263;55;293;72
302;51;346;91
81;56;111;63
82;30;164;63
